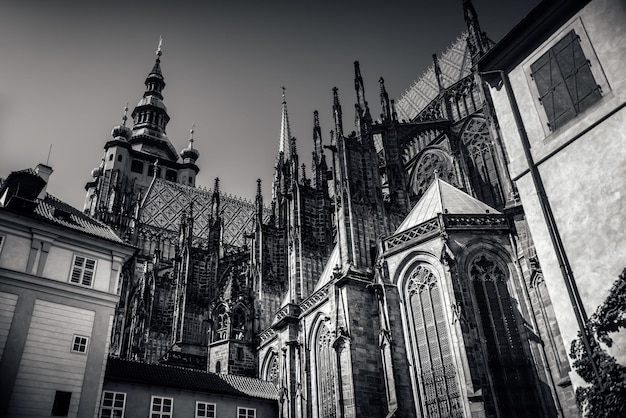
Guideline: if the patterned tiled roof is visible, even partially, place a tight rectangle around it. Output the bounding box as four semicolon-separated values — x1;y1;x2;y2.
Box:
106;358;279;401
395;178;499;233
0;177;125;244
140;179;271;248
395;32;472;122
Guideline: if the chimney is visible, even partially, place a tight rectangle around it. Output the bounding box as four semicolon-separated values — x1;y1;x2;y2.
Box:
35;164;53;199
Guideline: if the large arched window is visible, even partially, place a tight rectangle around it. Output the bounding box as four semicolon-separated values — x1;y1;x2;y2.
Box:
264;352;280;388
469;254;540;417
405;264;463;417
462;118;504;209
315;322;337;418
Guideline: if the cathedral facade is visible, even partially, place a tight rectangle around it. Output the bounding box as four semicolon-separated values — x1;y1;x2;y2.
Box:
85;1;581;416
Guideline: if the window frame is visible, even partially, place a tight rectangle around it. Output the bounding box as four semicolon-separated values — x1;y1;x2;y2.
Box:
69;254;97;287
195;401;216;418
99;391;126;418
523;17;609;137
150;396;173;418
71;334;90;354
237;407;256;418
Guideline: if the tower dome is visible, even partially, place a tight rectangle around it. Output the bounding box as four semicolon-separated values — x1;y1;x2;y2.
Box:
180;125;200;162
111;104;131;140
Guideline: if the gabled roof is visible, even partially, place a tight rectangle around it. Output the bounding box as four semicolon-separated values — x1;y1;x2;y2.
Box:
395;178;499;233
106;358;279;401
395;32;472;122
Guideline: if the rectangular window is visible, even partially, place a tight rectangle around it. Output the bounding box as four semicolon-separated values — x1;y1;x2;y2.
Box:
71;335;89;354
150;396;173;418
530;29;602;131
130;160;144;174
195;402;216;418
0;235;4;255
237;407;256;418
70;255;97;287
52;391;72;416
99;391;126;418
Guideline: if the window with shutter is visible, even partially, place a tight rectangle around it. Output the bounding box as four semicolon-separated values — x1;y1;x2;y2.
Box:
70;254;97;287
530;29;602;131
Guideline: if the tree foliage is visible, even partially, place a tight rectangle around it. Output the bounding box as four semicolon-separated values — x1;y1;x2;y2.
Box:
569;268;626;417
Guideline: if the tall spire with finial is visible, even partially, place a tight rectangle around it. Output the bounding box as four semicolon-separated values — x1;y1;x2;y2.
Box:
312;110;323;164
353;61;372;129
433;54;445;93
379;77;391;122
332;87;343;137
463;0;490;62
279;87;292;160
130;37;173;155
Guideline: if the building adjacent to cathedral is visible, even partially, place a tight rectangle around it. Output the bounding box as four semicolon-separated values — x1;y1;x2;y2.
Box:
80;0;626;417
0;165;135;418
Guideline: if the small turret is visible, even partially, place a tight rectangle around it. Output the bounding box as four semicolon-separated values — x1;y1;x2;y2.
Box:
180;125;200;163
111;104;132;140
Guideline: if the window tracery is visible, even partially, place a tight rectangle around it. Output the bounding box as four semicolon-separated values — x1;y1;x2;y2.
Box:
265;353;279;388
316;322;337;418
213;306;229;341
462;118;504;208
410;149;455;200
469;254;540;417
405;265;463;417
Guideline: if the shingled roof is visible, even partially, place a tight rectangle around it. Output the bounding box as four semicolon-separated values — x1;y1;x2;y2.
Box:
140;178;271;248
0;175;125;244
395;177;500;234
106;358;279;401
395;32;472;122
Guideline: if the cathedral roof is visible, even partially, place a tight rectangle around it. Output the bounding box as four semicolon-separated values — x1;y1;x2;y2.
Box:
395;177;500;234
394;32;472;122
140;178;271;248
106;358;279;401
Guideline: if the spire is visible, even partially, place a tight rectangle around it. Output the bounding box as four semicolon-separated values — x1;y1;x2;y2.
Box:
122;103;129;126
379;77;391;122
353;61;372;128
313;110;323;164
255;178;263;222
151;36;164;78
332;87;343;137
433;54;445;93
211;177;220;220
130;37;173;157
279;87;292;160
463;0;490;62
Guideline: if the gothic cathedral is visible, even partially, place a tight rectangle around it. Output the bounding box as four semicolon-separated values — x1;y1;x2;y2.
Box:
84;2;579;417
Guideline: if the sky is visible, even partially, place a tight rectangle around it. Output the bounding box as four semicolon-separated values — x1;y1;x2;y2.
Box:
0;0;540;210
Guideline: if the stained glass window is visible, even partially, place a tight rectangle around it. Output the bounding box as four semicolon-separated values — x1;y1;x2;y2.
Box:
406;265;463;417
470;254;540;417
316;323;337;418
